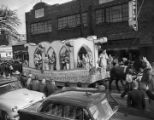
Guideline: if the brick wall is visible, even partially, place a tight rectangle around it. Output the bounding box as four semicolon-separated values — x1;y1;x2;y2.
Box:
25;0;154;60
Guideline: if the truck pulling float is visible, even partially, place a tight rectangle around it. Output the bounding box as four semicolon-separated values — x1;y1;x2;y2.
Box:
23;36;108;87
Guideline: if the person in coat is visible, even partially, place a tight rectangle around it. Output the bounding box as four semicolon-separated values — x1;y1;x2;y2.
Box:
127;81;146;110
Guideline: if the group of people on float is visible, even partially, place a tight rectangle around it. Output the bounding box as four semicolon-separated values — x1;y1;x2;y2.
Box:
34;51;71;71
77;52;93;70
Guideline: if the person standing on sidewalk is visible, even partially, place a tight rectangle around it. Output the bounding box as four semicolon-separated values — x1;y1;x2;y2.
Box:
127;81;146;110
121;69;133;98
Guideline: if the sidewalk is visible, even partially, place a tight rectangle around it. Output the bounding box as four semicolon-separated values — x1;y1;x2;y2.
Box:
111;92;154;120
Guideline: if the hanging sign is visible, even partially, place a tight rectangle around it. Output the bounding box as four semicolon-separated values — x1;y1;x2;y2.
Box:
129;0;138;31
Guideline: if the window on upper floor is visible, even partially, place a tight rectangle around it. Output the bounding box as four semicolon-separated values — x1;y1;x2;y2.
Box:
31;20;52;34
58;13;88;30
95;9;105;24
35;8;44;18
82;13;88;27
106;3;128;23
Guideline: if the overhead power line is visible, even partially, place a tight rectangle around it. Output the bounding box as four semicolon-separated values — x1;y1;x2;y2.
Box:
137;0;144;18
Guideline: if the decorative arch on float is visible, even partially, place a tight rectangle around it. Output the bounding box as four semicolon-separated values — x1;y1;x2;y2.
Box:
77;44;93;68
33;45;44;70
47;47;56;70
59;46;70;70
77;44;92;59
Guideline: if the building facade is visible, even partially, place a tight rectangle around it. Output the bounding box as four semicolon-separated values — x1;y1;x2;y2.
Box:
0;45;13;59
26;0;154;61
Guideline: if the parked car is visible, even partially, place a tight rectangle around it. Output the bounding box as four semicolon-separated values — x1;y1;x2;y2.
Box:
0;79;45;120
18;87;118;120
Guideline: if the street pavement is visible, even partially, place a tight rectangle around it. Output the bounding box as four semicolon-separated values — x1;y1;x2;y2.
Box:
111;112;152;120
110;92;154;120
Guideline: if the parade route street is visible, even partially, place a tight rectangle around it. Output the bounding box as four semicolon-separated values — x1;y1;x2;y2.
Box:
111;112;152;120
111;92;153;120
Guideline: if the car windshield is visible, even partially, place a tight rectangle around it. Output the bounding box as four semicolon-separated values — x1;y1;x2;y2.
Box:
89;99;114;120
0;81;22;95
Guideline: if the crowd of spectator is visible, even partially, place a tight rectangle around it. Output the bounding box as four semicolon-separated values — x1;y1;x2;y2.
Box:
0;59;22;78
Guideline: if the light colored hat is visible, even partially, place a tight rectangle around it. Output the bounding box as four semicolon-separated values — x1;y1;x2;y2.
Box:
15;71;20;75
28;74;33;77
42;78;46;84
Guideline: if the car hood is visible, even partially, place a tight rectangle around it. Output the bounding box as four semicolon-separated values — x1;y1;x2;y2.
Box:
0;88;44;109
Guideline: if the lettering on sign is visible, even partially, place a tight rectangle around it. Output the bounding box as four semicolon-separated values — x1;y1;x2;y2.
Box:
129;0;138;31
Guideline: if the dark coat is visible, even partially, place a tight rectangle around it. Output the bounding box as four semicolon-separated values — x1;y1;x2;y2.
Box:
110;66;131;81
127;89;145;110
146;90;154;100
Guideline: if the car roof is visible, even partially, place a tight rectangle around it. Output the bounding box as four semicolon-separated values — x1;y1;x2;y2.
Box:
45;90;106;107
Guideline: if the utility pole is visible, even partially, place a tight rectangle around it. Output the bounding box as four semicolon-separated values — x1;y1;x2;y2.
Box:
78;0;83;37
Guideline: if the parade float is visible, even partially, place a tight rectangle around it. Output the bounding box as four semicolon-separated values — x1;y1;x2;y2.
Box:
23;36;108;86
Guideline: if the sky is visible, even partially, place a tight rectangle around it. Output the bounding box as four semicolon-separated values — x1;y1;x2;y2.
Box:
0;0;72;34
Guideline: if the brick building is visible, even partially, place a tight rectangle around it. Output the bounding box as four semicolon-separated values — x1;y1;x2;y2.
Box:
26;0;154;61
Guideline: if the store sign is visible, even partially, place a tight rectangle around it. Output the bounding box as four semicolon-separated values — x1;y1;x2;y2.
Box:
35;8;44;18
99;0;114;4
129;0;138;31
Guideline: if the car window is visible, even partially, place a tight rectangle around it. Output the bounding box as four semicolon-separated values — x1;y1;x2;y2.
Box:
89;99;113;120
63;106;89;120
40;102;89;120
42;103;63;117
64;105;79;119
83;109;91;120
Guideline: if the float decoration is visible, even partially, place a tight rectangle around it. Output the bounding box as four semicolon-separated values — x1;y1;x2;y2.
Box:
23;36;107;86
